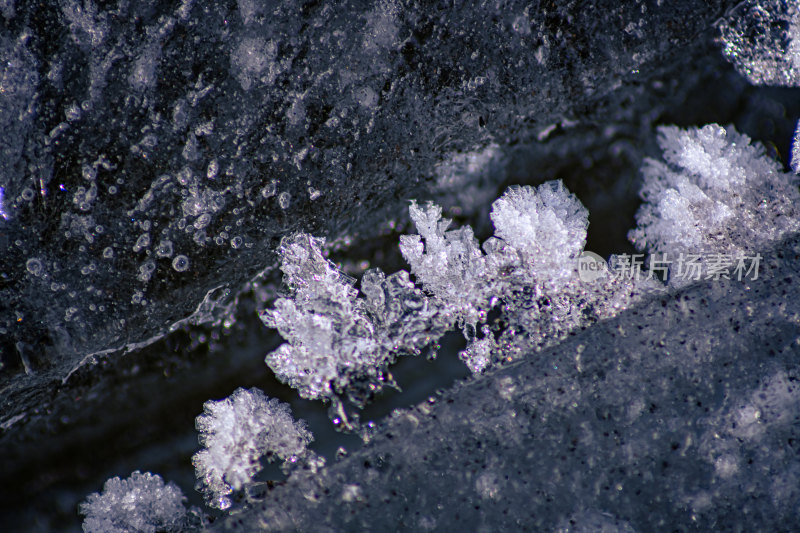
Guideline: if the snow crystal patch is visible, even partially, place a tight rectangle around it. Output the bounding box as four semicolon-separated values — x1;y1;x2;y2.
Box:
629;124;800;285
192;388;312;510
80;471;187;533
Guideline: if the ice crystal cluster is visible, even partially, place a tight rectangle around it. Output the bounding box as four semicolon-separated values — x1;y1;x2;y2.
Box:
629;124;800;284
260;233;450;402
262;130;793;381
80;471;187;533
399;201;492;328
489;181;589;289
262;180;656;381
481;182;657;364
401;181;659;371
192;388;312;510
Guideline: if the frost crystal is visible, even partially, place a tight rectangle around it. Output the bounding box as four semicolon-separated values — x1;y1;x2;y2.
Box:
490;181;588;289
260;233;382;400
485;181;656;361
80;471;187;533
719;0;800;87
263;182;654;382
459;329;495;374
399;201;491;327
261;233;449;402
629;124;800;282
192;388;312;509
397;181;654;371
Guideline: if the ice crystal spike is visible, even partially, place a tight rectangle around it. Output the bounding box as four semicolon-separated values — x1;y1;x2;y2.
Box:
192;388;312;510
792;119;800;175
80;471;187;533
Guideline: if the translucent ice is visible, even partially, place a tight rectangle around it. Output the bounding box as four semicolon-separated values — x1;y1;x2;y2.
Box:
719;0;800;87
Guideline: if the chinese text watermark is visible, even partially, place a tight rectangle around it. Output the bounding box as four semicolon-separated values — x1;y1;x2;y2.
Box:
578;251;762;283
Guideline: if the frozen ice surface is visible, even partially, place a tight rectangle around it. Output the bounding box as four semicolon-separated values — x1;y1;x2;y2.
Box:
213;233;800;532
0;0;738;425
0;0;763;528
80;471;187;533
719;0;800;86
192;388;312;510
629;124;800;284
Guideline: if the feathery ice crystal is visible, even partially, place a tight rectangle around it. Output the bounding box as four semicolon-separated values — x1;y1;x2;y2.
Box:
192;388;312;510
629;124;800;284
399;200;492;328
485;181;656;361
80;471;187;533
260;233;450;402
490;180;589;289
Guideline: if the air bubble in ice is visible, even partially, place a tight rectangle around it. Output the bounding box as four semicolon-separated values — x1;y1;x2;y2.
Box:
278;192;290;209
26;258;43;276
133;233;150;252
137;261;156;282
261;180;277;198
156;240;174;258
172;255;190;272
